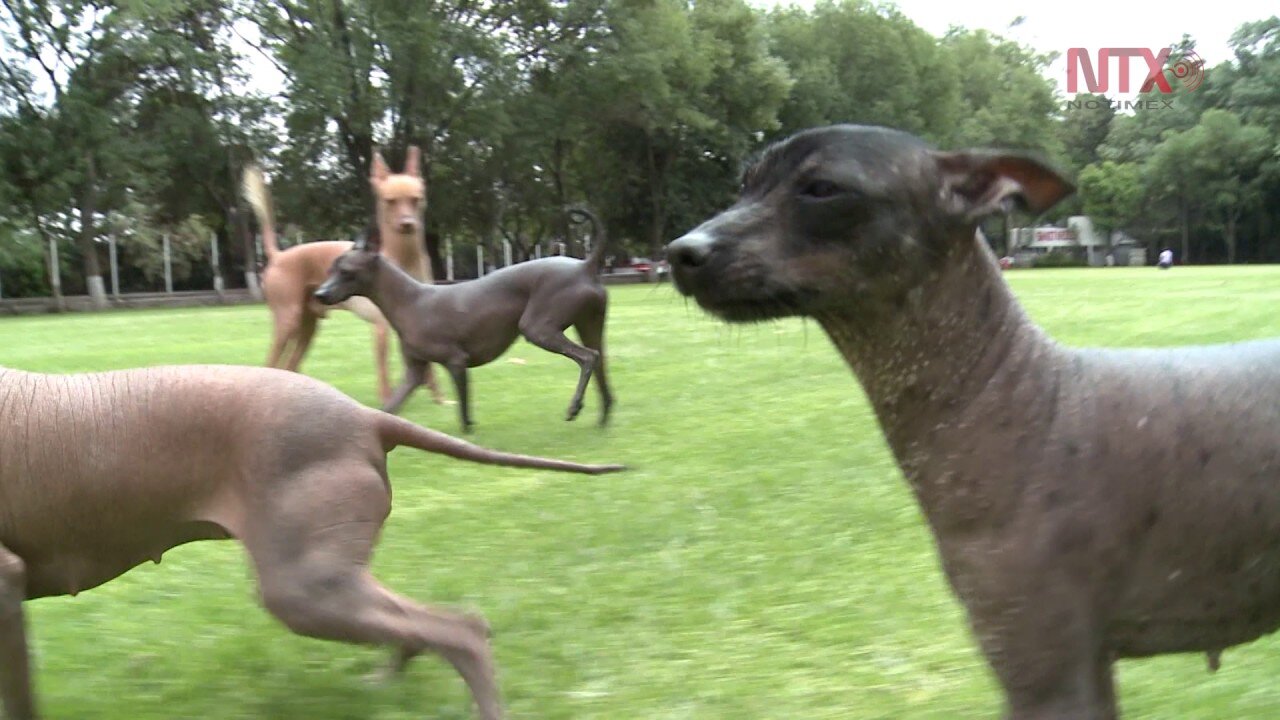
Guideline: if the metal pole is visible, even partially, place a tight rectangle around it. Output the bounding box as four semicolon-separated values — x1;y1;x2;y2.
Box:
108;236;119;296
445;238;454;281
211;232;224;292
48;237;61;298
535;244;542;260
163;233;173;293
476;244;485;278
503;238;512;267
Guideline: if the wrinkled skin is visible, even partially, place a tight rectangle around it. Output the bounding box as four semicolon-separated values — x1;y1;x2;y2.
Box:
0;365;622;720
668;124;1280;719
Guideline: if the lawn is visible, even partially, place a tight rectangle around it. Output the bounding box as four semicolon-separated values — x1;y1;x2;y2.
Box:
3;265;1280;719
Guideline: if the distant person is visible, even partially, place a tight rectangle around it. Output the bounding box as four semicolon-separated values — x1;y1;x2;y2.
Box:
1158;248;1174;270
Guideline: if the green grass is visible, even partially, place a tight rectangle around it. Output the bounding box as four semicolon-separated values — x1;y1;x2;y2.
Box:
3;265;1280;719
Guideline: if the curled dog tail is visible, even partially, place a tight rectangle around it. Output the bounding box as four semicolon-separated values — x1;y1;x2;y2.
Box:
375;412;625;475
241;164;280;261
566;204;608;275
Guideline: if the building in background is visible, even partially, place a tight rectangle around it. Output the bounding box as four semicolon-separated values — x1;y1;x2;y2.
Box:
1008;216;1146;267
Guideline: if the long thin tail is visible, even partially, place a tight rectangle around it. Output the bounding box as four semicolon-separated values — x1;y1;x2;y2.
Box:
567;204;608;274
375;412;625;474
242;164;280;261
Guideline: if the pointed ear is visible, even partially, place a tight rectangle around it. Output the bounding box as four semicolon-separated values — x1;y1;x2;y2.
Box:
933;150;1075;222
403;146;422;177
370;149;390;184
364;221;382;253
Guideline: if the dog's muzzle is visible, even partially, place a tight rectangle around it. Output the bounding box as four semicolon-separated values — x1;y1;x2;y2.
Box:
666;231;717;295
313;283;340;305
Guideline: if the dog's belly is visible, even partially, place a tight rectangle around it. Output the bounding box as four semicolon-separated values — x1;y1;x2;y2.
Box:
20;520;234;599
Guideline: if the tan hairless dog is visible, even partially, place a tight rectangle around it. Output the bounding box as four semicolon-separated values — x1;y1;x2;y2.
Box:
246;149;444;403
0;365;623;719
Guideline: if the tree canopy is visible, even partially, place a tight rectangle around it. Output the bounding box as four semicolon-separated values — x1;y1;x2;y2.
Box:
1;1;1278;298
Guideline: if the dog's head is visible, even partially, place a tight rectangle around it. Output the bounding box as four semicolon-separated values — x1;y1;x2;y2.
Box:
371;146;426;237
667;125;1073;323
315;224;384;305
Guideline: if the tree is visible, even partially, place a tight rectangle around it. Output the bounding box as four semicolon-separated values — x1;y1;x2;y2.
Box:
766;0;959;144
1077;161;1143;246
1059;94;1115;173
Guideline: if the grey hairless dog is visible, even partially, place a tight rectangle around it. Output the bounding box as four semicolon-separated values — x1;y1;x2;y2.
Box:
313;211;613;431
667;124;1280;719
0;365;623;720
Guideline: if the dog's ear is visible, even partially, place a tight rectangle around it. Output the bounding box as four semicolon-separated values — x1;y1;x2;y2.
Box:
933;150;1074;222
370;149;390;184
363;221;383;253
403;146;422;177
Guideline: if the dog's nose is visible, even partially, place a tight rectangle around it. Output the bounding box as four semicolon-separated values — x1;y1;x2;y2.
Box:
667;231;715;269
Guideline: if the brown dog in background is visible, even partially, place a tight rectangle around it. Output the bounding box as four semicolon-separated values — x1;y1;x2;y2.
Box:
243;149;443;403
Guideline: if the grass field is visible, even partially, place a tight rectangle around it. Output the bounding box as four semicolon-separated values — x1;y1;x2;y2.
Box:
3;265;1280;719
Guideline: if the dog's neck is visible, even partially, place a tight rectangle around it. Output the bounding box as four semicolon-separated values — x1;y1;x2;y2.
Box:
363;257;434;334
379;223;427;276
816;230;1064;477
375;190;431;282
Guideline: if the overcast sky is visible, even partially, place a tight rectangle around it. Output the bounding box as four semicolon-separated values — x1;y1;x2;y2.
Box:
753;0;1274;99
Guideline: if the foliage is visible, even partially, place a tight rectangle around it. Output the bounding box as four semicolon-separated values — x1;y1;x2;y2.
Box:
1078;161;1143;239
2;3;1280;298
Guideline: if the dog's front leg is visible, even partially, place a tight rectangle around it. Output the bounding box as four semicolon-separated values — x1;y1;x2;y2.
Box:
422;364;448;405
969;590;1116;720
381;361;425;415
0;545;36;720
445;362;473;432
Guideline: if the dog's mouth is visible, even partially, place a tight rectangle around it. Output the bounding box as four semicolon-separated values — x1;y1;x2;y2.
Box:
673;269;812;323
313;282;349;305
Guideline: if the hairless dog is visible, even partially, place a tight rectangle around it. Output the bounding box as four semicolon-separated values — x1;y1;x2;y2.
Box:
668;124;1280;719
0;365;622;720
313;210;613;432
243;154;445;404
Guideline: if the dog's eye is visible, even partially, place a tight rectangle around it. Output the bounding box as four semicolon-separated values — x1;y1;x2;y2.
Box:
799;179;842;199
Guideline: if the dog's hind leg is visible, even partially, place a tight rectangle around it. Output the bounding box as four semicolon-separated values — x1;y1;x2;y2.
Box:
0;544;36;720
283;314;318;372
520;318;598;422
573;309;612;426
245;465;500;720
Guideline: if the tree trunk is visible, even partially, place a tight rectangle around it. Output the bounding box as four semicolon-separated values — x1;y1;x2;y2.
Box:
1225;209;1238;265
1179;199;1190;265
645;133;668;256
79;152;107;308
